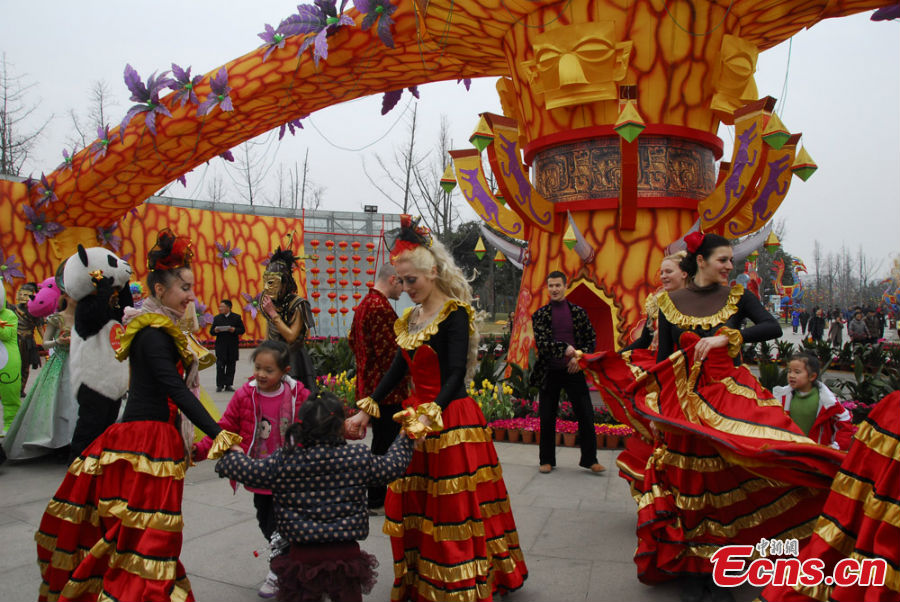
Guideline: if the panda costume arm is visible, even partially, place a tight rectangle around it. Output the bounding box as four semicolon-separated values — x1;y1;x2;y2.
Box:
123;327;222;439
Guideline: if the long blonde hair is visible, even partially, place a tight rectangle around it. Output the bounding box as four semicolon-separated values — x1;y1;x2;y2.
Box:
394;239;480;381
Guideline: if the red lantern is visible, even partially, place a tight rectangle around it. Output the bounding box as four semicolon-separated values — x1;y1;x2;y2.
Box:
310;279;320;287
328;307;338;315
311;291;321;300
366;256;375;264
339;254;349;263
325;254;335;263
351;241;361;250
339;294;349;303
339;279;349;287
366;268;375;276
327;292;337;300
366;281;374;288
311;307;321;315
325;240;334;249
339;267;349;275
351;267;361;275
340;307;349;315
310;267;320;275
352;292;362;301
327;278;337;286
309;239;320;249
366;242;375;251
351;254;361;263
352;279;362;287
326;267;336;275
338;241;348;250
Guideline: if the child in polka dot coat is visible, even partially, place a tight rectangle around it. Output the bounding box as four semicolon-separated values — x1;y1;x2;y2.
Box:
216;391;414;602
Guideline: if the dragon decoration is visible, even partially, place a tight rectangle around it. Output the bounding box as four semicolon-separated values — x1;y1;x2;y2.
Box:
1;0;897;367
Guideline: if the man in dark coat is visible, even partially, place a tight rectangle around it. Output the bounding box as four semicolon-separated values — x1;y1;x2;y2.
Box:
211;299;245;392
530;271;604;475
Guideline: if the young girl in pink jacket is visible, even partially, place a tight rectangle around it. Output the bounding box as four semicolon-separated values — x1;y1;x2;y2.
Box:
194;340;310;597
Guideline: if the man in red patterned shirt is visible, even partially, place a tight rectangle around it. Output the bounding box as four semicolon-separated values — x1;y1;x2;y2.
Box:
348;264;408;513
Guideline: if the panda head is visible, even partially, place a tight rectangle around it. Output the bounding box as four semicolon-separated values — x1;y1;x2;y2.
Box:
63;245;134;301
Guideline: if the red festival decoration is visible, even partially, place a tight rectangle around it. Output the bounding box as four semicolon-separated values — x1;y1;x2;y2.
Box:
324;240;334;250
339;254;349;263
351;241;361;250
352;279;362;287
338;241;348;250
309;239;320;249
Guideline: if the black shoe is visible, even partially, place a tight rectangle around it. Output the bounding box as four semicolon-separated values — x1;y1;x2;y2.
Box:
216;387;224;392
224;386;235;392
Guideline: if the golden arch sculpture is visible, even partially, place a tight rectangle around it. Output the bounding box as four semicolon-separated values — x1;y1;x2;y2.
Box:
1;0;893;372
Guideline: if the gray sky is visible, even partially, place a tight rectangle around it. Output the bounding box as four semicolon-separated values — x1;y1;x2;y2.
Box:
3;2;898;275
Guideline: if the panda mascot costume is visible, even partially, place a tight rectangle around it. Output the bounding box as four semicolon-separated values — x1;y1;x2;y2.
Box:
0;275;21;464
64;245;134;459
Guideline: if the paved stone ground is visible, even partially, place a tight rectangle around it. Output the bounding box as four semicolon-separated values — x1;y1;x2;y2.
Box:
0;353;772;602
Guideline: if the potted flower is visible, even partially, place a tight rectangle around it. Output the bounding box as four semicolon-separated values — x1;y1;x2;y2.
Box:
557;419;578;446
521;417;539;444
317;372;358;418
488;418;510;441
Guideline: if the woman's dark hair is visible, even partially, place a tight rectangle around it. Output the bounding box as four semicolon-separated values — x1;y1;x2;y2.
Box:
251;340;290;372
147;267;191;296
283;392;346;452
683;233;731;279
789;352;820;382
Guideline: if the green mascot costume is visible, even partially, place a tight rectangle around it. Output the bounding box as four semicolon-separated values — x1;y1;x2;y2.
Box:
1;275;22;431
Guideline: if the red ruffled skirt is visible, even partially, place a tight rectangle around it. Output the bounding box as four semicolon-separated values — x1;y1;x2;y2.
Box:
36;420;193;602
759;391;900;602
271;541;378;602
383;396;528;601
582;335;846;584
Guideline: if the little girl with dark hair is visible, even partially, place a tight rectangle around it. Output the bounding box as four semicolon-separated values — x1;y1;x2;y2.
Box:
194;339;309;597
216;392;414;602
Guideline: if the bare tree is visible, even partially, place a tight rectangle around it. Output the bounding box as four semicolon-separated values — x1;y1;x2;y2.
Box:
206;173;228;204
362;103;429;215
411;115;458;238
223;135;279;206
0;54;51;175
67;79;116;149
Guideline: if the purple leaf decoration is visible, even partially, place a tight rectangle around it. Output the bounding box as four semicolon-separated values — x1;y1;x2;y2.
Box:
23;176;38;192
120;65;173;139
259;23;288;61
92;125;112;159
176;175;187;187
355;0;397;48
215;240;243;270
0;249;25;281
381;89;402;115
458;78;472;91
195;300;214;328
97;223;123;253
242;292;260;319
58;148;76;172
220;150;235;162
169;63;202;106
381;86;418;115
36;174;58;207
23;205;64;245
872;4;900;20
197;67;233;116
278;117;305;140
280;0;354;67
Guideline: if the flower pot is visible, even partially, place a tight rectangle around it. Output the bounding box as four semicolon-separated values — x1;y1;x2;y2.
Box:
521;430;535;444
562;432;577;447
507;429;521;443
492;428;506;441
605;435;621;449
555;432;562;446
596;433;604;449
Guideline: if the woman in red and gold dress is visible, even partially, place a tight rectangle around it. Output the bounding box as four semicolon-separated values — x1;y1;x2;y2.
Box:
345;217;527;602
581;232;845;602
35;230;240;602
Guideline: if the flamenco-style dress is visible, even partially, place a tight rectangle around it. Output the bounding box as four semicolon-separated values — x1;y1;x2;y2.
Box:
759;391;900;602
357;299;528;601
35;312;239;602
581;284;846;584
4;313;75;460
